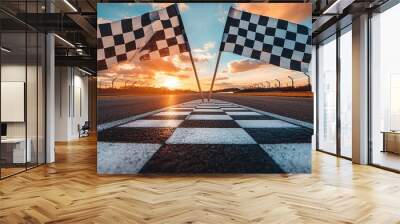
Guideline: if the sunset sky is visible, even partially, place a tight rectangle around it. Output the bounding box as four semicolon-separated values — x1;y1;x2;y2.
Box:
97;3;312;91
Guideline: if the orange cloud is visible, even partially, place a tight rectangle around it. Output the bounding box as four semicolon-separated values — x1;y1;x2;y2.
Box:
176;73;191;79
228;59;265;73
141;58;181;74
177;54;210;64
98;52;205;88
216;76;229;81
235;3;311;25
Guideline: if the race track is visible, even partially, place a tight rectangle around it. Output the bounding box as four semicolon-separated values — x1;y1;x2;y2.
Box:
98;99;313;174
98;93;313;124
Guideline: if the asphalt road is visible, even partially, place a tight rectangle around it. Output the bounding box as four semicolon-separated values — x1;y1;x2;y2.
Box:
98;93;313;124
213;94;313;123
98;94;202;124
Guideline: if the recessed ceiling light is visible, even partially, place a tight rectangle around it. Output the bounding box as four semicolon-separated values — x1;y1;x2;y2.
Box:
54;34;75;48
1;47;11;53
63;0;78;12
322;0;354;15
78;68;93;76
323;0;341;14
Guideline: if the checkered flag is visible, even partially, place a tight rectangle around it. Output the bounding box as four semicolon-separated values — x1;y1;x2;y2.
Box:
97;4;189;71
220;7;312;73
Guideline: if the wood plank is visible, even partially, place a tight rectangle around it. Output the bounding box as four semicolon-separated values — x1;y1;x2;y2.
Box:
0;136;399;223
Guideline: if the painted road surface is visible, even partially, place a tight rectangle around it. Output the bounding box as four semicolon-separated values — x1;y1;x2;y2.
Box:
97;99;313;174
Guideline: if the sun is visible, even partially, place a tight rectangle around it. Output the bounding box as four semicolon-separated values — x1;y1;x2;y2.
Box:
163;77;181;89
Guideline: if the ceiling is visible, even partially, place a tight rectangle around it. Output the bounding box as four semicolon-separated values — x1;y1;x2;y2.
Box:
0;0;391;73
0;0;97;73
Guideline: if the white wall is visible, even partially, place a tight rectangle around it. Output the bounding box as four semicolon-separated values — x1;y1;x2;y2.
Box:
55;66;70;141
1;64;39;138
1;65;26;140
55;67;89;141
1;63;46;164
70;72;89;138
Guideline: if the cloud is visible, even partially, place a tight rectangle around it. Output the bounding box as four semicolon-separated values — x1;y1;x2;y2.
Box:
234;3;311;25
98;52;198;87
216;76;229;81
177;54;211;64
98;17;112;24
195;52;214;61
217;7;228;24
151;3;189;12
193;41;215;53
228;59;265;73
141;58;181;73
204;42;215;50
176;74;191;79
189;42;216;63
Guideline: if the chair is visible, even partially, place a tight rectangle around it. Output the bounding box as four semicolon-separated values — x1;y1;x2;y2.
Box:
78;121;90;138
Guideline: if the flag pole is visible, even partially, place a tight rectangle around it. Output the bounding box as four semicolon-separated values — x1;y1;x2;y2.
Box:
188;48;204;102
208;50;222;101
175;3;204;102
303;73;311;87
208;6;229;101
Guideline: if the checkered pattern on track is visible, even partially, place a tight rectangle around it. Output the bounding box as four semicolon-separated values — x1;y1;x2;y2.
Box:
98;100;312;174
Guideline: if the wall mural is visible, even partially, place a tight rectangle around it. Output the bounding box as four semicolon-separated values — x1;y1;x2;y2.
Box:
97;2;313;174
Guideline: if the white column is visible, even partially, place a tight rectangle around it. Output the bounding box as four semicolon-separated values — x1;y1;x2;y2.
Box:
352;14;369;164
46;32;55;163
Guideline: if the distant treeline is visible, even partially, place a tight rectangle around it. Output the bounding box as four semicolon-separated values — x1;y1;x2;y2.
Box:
213;85;311;93
235;85;311;93
213;88;241;93
98;85;312;96
98;86;196;96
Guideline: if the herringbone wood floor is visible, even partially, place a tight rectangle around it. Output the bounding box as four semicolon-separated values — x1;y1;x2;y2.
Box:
1;136;400;224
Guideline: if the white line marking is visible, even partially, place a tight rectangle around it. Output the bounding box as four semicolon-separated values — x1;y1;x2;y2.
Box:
229;102;314;129
221;108;247;111
187;115;232;120
97;142;161;174
193;109;223;112
225;111;262;116
155;111;191;116
166;128;256;144
235;120;299;128
120;120;183;128
98;107;170;132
